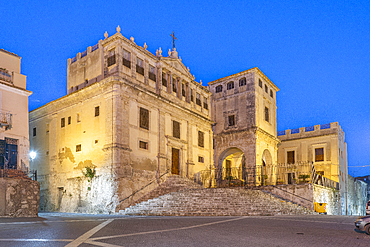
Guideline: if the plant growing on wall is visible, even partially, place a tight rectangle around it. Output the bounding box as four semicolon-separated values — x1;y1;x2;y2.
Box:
83;166;96;191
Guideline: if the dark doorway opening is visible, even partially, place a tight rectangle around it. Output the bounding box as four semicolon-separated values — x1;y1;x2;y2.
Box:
172;148;180;175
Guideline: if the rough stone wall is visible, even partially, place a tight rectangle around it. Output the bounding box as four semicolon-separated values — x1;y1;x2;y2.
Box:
313;184;340;215
346;175;367;215
0;178;39;217
262;184;314;210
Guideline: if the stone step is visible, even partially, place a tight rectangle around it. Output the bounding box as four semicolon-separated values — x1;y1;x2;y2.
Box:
119;187;315;216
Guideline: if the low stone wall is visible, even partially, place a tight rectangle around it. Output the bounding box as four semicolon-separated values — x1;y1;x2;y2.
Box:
313;184;340;215
0;178;40;217
262;184;314;210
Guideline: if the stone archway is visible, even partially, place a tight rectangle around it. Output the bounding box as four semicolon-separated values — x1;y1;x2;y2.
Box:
261;149;274;185
217;147;246;186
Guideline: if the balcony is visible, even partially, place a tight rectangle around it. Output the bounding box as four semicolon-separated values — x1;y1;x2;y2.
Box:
0;111;12;130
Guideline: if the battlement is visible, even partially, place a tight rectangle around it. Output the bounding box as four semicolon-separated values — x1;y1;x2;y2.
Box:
278;122;345;141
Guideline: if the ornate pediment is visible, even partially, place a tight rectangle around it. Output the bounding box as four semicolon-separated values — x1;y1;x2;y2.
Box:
161;49;194;80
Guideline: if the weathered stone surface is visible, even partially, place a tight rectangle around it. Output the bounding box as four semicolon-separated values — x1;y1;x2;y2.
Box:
119;187;314;216
0;178;40;217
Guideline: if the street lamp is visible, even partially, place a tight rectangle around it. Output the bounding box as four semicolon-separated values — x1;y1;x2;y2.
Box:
29;151;37;180
30;151;36;160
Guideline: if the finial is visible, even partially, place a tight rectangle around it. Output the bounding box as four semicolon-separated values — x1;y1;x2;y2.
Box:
179;56;182;62
187;67;189;71
168;49;171;56
116;25;121;33
143;43;147;50
130;36;135;43
104;31;108;39
158;47;162;56
200;80;202;85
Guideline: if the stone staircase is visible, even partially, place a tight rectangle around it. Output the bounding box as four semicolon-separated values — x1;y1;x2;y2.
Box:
119;176;315;216
127;175;203;207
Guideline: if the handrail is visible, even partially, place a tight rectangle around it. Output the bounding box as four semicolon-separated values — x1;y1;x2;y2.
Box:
118;171;170;204
266;184;312;203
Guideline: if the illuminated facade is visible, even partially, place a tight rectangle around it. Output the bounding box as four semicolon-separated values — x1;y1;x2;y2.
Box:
29;27;213;213
0;49;31;173
207;69;280;186
277;122;349;214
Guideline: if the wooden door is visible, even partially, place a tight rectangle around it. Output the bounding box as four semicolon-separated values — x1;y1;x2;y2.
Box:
172;148;180;175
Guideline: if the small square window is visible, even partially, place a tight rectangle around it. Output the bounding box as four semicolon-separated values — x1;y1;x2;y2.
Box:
33;127;36;137
265;85;268;93
198;156;204;163
95;140;99;144
259;79;262;88
228;115;235;126
61;118;65;128
76;144;82;152
216;85;223;93
270;89;273;98
68;116;71;125
139;141;148;150
95;106;100;117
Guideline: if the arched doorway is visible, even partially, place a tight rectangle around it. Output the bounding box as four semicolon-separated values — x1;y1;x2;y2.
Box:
260;149;273;186
217;147;246;186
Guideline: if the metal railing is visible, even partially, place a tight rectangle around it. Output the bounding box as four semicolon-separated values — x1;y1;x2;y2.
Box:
200;162;340;190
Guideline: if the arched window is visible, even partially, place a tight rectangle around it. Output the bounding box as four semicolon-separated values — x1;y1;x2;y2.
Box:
215;85;223;93
239;78;246;86
227;81;234;90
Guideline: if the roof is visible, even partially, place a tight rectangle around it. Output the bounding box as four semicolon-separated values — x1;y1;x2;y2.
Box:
0;49;20;58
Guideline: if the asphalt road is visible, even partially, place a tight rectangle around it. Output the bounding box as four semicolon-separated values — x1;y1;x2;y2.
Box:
0;213;369;246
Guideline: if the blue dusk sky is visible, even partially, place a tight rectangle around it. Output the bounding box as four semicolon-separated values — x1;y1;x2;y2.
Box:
1;0;369;176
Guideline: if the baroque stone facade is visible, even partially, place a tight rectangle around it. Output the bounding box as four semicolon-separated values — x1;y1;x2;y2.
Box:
29;28;213;213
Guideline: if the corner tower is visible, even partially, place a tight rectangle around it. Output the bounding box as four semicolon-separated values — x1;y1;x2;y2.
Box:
208;68;279;186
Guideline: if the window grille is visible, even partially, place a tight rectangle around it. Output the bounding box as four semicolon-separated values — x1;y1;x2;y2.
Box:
239;78;246;86
215;85;223;93
227;82;234;90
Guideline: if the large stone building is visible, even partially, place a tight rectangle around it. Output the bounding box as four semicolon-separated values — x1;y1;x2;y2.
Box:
207;68;280;186
29;27;361;215
29;27;213;213
0;49;32;173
